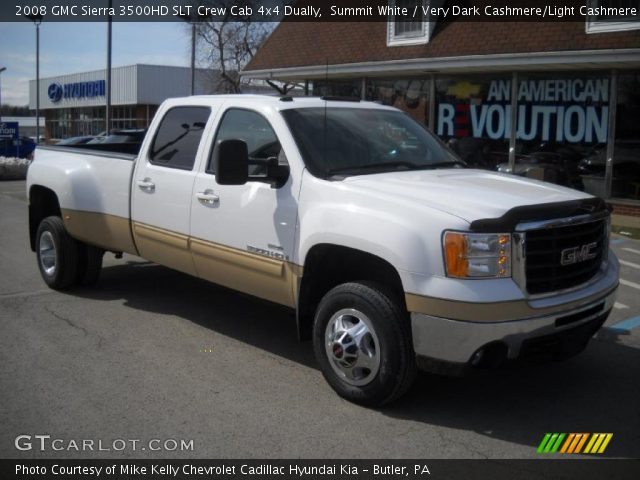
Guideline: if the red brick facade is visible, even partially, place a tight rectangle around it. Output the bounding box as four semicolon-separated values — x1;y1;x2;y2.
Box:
247;21;640;71
612;203;640;217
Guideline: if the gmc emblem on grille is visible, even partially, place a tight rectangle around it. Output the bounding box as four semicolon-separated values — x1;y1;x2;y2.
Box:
560;242;598;266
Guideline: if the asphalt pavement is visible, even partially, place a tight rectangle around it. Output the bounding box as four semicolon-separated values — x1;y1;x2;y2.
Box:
1;180;638;459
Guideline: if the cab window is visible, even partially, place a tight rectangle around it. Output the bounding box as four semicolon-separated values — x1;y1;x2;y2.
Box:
207;109;283;175
149;106;211;170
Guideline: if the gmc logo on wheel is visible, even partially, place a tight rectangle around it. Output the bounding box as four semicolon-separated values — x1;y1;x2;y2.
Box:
560;242;598;266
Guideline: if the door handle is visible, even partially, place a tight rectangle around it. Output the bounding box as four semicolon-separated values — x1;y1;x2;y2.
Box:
137;178;155;192
196;189;220;206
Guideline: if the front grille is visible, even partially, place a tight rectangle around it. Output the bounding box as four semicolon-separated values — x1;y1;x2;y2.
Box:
523;218;606;295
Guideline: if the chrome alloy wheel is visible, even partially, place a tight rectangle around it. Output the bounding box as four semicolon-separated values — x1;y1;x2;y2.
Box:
39;231;57;276
325;308;381;386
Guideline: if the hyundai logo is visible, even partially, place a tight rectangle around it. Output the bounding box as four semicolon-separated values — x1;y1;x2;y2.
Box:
48;83;63;103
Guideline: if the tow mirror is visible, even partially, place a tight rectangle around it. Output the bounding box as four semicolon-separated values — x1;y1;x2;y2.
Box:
215;139;248;185
265;157;290;189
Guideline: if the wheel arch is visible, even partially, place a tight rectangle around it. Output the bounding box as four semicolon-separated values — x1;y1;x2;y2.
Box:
29;185;61;251
296;243;406;341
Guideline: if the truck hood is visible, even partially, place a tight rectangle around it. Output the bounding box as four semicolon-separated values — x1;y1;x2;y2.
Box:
342;169;592;223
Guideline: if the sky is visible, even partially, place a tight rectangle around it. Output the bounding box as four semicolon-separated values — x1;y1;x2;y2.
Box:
0;22;191;106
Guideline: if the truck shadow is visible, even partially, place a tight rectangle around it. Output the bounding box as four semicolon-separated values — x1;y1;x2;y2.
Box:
75;258;316;369
385;340;640;458
77;259;639;459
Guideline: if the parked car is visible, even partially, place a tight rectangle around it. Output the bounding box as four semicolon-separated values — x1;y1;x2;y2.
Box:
497;142;585;190
578;141;640;198
56;135;95;146
86;129;146;144
0;136;36;159
27;95;618;405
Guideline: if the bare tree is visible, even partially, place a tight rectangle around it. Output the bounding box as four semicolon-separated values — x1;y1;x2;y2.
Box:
266;80;301;95
194;1;276;93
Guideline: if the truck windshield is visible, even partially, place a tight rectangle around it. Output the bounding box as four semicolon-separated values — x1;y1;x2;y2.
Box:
281;107;464;178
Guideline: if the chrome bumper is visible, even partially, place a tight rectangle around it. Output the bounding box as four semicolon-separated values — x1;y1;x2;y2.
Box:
410;269;618;366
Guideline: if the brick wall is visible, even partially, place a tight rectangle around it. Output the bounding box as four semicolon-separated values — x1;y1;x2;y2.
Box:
248;20;640;71
611;203;640;217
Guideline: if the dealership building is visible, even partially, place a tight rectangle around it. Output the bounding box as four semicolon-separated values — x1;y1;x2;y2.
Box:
244;9;640;218
28;64;219;140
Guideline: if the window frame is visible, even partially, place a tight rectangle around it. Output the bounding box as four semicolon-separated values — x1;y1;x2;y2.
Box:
585;0;640;34
147;105;211;171
205;107;284;182
387;0;430;47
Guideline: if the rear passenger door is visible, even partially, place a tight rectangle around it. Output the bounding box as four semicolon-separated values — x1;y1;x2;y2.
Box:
131;105;213;276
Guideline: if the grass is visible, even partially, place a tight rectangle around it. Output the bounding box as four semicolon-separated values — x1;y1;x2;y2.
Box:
611;225;640;240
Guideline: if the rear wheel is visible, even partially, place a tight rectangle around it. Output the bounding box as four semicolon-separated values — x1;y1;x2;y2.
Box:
36;216;80;290
76;243;104;286
313;282;416;406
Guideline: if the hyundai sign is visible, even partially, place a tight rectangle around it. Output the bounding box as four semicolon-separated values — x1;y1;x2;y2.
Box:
48;80;106;103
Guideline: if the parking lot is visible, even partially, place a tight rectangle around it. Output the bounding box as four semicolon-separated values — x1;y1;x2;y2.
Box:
1;179;639;459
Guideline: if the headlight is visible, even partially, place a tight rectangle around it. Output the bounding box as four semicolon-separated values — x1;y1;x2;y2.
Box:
443;231;511;278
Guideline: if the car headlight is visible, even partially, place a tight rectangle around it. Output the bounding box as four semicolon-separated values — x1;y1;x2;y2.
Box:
443;231;511;278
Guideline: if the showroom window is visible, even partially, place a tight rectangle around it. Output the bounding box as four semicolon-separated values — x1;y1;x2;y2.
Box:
612;72;640;200
586;0;640;33
366;77;431;125
434;75;511;171
513;72;610;193
313;79;362;98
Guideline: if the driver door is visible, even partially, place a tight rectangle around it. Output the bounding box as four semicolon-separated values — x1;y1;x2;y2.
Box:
189;107;299;306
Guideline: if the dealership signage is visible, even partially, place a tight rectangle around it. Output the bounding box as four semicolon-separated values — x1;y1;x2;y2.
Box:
48;80;106;103
437;78;609;144
0;122;19;141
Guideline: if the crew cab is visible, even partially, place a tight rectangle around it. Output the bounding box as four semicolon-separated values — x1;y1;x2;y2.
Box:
27;95;619;405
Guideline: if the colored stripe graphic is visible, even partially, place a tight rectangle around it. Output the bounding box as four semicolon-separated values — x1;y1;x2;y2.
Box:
538;433;565;453
539;433;613;454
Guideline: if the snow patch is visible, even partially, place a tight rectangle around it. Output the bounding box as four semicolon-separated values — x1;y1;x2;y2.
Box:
0;157;31;180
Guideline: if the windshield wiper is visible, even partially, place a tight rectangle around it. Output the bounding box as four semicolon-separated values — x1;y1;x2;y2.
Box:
423;160;467;169
327;161;419;176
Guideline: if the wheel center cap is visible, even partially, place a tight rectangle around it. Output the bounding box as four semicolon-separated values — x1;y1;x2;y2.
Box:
332;343;344;359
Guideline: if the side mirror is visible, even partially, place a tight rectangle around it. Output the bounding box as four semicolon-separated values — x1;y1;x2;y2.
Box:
214;139;248;185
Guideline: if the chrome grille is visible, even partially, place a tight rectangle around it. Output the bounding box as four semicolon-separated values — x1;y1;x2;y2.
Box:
517;215;607;295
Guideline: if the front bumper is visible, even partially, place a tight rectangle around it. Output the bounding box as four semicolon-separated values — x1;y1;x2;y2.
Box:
410;261;618;371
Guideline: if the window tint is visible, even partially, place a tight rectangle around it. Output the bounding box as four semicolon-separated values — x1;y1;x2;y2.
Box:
149;107;210;170
208;109;282;174
281;107;459;178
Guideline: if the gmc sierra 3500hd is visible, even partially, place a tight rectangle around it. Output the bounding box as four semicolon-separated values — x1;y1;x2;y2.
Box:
27;95;619;405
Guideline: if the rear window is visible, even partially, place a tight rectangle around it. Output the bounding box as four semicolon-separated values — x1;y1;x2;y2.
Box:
149;106;211;170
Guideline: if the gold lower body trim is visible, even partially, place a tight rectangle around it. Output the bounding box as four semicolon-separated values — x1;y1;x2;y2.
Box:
61;209;137;255
405;284;617;322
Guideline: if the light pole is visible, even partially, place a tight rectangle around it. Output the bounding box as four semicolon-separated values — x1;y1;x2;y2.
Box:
26;13;42;143
180;14;197;95
106;0;112;135
0;67;6;123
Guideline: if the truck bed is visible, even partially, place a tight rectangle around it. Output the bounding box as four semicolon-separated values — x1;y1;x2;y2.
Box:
29;144;138;254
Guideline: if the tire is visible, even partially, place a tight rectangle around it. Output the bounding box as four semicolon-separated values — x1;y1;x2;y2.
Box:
35;216;80;290
312;282;417;406
76;243;104;286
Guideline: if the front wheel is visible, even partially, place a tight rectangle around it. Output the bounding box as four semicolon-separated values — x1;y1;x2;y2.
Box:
35;216;80;290
312;282;416;406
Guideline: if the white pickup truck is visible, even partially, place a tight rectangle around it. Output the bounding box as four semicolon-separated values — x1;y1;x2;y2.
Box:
27;95;619;405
